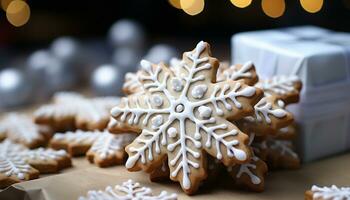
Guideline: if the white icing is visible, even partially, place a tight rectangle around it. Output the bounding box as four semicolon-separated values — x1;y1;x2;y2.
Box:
0;156;32;180
78;179;177;200
52;130;100;145
221;61;254;82
151;95;163;107
0;113;44;145
0;140;26;157
34;92;119;129
257;75;300;96
253;97;287;124
123;72;143;93
311;185;350;200
191;84;207;99
235;156;261;185
89;133;135;159
268;140;298;158
167;127;177;138
152;115;163;130
112;41;254;190
21;148;67;162
171;78;183;92
198;106;212;119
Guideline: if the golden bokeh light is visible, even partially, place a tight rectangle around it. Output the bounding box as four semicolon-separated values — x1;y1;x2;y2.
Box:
230;0;252;8
180;0;204;16
1;0;13;10
300;0;323;13
6;0;30;27
262;0;285;18
169;0;181;9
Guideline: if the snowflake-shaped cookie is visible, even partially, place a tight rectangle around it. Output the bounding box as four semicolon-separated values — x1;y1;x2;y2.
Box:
0;113;52;148
253;138;300;169
216;62;295;136
34;92;120;131
50;130;135;167
78;179;177;200
0;140;71;188
111;41;263;193
305;185;350;200
227;134;268;192
256;75;302;104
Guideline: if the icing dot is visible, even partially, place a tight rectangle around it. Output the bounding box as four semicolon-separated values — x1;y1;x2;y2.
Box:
171;78;183;92
167;127;177;138
191;84;208;99
151;115;163;129
175;104;184;113
198;106;212;119
151;95;163;107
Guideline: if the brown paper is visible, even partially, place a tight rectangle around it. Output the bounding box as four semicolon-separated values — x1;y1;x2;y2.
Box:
1;154;350;200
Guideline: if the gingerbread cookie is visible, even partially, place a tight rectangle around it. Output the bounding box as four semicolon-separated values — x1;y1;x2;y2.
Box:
0;156;39;189
50;130;100;156
256;75;302;104
274;124;297;140
240;96;294;135
34;92;120;131
50;130;135;167
265;139;300;170
227;134;268;192
86;132;135;167
228;155;267;192
123;72;144;95
78;179;177;200
0;140;71;188
217;61;258;86
305;185;350;200
111;41;263;194
0;113;52;148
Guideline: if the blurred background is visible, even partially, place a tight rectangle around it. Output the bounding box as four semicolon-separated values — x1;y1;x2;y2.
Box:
0;0;350;109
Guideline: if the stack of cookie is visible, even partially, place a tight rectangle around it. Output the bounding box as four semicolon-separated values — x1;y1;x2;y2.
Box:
0;114;72;188
0;93;136;188
33;92;136;167
109;41;302;194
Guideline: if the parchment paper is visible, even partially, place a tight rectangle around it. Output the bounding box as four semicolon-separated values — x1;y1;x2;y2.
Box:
1;154;350;200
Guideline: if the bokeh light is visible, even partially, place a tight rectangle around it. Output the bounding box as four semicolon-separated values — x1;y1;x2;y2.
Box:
262;0;285;18
180;0;204;16
6;0;30;27
168;0;181;9
1;0;13;10
230;0;252;8
300;0;323;13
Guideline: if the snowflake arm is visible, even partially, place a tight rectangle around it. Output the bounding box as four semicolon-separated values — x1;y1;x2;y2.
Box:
256;75;302;104
111;95;171;133
241;96;294;135
193;81;262;120
217;61;258;86
0;156;39;181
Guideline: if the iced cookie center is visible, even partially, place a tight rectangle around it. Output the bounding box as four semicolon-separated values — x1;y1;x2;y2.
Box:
175;104;185;113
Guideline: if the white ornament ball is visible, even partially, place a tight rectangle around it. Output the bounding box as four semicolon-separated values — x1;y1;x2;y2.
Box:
90;64;122;96
27;50;76;95
108;19;145;48
112;47;141;73
0;68;33;108
50;36;80;61
144;44;178;64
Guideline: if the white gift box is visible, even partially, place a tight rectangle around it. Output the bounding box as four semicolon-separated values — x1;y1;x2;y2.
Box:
231;26;350;162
